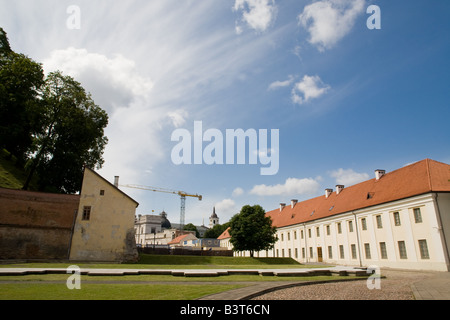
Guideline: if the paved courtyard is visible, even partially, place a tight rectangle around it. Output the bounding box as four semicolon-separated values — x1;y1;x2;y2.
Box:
249;269;450;300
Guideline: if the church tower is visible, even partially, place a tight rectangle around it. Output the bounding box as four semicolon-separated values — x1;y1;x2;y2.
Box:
209;207;219;228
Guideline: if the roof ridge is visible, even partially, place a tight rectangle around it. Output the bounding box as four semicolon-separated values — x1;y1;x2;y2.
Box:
426;158;433;191
83;167;139;207
265;158;450;229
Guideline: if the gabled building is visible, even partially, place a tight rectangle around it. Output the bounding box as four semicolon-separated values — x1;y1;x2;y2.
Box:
168;233;198;248
218;227;232;250
69;168;139;262
221;159;450;271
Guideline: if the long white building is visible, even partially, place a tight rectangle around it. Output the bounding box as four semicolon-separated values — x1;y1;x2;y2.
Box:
219;159;450;271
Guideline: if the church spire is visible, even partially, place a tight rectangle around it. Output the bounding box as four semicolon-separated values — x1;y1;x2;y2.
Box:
209;207;219;228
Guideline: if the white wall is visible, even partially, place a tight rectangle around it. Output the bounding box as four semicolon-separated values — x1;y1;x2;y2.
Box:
236;193;449;271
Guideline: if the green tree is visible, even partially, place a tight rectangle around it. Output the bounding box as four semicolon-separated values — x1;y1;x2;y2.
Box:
0;27;12;54
204;222;230;239
23;71;108;193
0;28;45;163
229;205;277;257
183;223;200;238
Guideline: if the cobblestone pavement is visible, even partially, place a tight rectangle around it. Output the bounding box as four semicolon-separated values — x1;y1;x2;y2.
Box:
252;270;444;300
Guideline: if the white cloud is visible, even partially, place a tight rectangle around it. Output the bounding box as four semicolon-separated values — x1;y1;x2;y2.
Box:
233;0;278;33
168;109;189;128
40;48;158;186
215;199;238;216
43;47;154;113
291;75;330;104
329;168;370;186
42;47;165;185
268;75;295;90
250;177;320;196
232;187;245;197
299;0;365;51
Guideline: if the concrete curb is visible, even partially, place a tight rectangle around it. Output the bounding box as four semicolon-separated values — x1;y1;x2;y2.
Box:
0;267;367;277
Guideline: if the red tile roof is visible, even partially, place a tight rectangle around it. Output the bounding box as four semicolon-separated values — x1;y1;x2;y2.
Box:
266;159;450;229
217;227;231;240
168;234;189;245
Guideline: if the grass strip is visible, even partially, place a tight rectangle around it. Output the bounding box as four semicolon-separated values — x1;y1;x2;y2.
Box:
0;283;245;300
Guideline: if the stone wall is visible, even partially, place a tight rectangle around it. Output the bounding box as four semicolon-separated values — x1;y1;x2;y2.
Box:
0;188;80;260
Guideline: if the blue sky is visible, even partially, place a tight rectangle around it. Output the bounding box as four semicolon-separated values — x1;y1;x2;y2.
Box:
2;0;449;227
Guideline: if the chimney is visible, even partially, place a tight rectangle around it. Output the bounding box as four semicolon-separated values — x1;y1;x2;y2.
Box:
325;189;333;198
114;176;119;187
375;169;386;181
336;185;344;195
291;199;298;208
280;203;286;212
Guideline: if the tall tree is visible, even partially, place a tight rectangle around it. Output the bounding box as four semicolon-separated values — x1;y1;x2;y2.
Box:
229;205;277;257
23;71;109;193
0;28;45;163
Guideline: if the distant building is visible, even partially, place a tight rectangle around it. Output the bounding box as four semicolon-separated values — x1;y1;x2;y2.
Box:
135;210;212;246
209;207;219;228
218;227;232;250
198;238;221;249
135;211;172;246
196;225;209;238
168;233;198;248
69;168;139;262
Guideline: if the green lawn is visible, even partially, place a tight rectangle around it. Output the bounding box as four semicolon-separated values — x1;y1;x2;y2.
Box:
0;282;245;300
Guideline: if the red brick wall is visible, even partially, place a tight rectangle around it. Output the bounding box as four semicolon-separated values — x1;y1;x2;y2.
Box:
0;188;80;260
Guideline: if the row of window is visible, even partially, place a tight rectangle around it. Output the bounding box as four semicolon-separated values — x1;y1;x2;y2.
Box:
375;208;422;229
276;239;430;261
278;207;424;241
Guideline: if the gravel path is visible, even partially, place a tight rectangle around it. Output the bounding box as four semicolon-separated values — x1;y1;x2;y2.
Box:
252;270;435;300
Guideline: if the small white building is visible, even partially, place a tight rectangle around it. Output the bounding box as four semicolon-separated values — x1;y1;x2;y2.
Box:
168;233;198;248
218;227;232;250
219;159;450;272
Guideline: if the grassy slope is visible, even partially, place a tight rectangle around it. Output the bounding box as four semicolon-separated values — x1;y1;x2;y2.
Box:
0;149;37;190
134;254;301;266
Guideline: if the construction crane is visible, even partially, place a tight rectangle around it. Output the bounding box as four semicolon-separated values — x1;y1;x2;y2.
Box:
120;184;202;229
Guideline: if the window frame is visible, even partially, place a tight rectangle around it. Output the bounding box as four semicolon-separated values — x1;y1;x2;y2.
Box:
82;206;91;221
393;212;401;226
414;208;423;223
